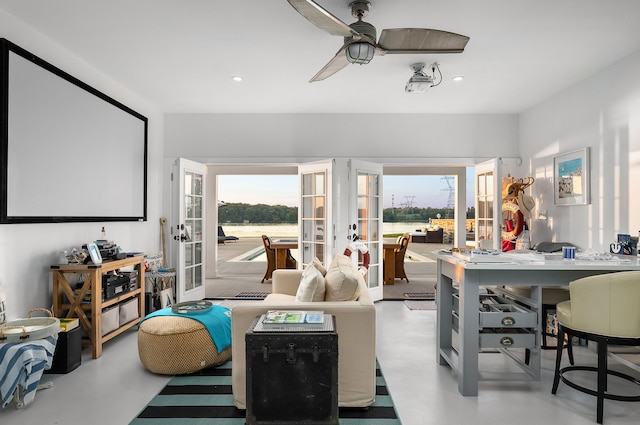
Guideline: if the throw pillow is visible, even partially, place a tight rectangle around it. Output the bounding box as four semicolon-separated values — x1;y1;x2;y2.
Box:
295;262;326;302
311;257;327;276
324;254;361;301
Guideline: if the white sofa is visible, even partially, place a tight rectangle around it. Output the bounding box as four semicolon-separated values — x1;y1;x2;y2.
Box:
231;265;376;409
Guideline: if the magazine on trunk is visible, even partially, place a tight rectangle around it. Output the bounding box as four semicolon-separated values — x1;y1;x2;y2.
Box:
262;310;325;326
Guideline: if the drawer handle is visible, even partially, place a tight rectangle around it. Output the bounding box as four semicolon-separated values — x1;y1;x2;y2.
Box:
501;316;516;326
500;336;514;346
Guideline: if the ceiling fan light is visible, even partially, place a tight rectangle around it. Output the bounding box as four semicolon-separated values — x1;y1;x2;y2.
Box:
346;42;375;64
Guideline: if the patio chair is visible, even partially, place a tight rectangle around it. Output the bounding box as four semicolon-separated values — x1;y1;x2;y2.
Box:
394;234;410;283
218;226;239;244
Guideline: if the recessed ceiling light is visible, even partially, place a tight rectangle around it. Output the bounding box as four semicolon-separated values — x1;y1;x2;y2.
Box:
452;75;464;82
231;76;243;82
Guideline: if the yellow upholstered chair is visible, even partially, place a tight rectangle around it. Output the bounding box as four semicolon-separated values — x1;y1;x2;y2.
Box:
394;234;410;283
551;271;640;424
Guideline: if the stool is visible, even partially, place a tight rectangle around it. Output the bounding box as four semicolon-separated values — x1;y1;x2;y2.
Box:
551;272;640;424
138;315;231;375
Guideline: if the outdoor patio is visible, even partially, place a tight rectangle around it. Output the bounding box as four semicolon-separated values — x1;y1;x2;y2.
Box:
207;236;452;300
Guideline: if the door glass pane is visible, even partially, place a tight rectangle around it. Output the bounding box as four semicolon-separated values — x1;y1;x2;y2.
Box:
192;174;202;196
315;243;325;264
193;197;202;218
185;172;193;195
184;195;192;218
302;219;313;242
314;220;325;242
315;173;325;195
185;244;193;267
302;174;313;195
368;264;379;289
194;264;202;287
478;175;486;196
194;242;202;264
369;196;378;218
302;197;313;217
193;220;202;242
369;243;379;263
185;267;193;291
314;196;325;218
357;174;367;194
358;219;369;241
358;197;366;218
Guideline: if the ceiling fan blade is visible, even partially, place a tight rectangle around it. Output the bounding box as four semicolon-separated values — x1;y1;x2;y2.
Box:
287;0;358;37
378;28;470;53
309;45;351;82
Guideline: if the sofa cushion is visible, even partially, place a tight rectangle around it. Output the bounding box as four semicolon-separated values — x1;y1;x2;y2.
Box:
295;262;326;302
324;254;361;301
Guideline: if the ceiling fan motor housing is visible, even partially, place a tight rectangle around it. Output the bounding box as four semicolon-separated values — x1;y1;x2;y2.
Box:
345;20;377;64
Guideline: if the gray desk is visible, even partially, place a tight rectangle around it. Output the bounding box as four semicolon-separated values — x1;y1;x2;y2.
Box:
435;251;640;396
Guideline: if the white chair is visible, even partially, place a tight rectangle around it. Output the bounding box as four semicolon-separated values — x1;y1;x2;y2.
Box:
551;271;640;424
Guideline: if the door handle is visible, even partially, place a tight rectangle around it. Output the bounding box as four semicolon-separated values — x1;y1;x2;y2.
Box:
173;224;190;242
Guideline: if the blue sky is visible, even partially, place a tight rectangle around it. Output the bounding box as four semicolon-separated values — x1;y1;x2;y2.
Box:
219;168;476;209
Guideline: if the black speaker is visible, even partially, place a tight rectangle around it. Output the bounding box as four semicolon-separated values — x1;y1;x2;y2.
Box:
46;326;82;374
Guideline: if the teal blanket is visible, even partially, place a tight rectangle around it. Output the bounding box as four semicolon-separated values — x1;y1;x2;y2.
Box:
142;305;231;353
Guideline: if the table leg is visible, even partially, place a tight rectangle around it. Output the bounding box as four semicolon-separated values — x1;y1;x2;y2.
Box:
458;269;480;396
383;248;395;285
436;260;452;366
275;249;287;269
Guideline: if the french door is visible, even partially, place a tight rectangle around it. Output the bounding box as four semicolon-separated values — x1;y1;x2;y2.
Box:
474;158;502;250
349;159;383;301
172;158;207;302
298;159;383;301
299;160;334;266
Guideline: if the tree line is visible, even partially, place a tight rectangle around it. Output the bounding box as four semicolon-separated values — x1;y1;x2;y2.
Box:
219;203;475;223
219;203;298;223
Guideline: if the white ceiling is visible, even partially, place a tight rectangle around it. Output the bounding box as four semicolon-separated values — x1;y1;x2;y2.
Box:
2;0;640;114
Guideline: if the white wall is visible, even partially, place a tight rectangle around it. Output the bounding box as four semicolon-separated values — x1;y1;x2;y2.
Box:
164;113;519;162
519;49;640;250
0;11;164;320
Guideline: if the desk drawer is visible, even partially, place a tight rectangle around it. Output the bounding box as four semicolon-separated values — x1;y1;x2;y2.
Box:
479;329;535;349
479;295;537;328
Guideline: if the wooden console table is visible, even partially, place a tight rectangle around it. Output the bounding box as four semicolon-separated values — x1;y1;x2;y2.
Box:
51;256;145;359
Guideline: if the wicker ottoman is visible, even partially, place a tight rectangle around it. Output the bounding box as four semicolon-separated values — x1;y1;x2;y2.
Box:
138;315;231;375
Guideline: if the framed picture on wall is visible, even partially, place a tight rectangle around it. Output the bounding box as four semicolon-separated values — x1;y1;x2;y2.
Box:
554;147;590;206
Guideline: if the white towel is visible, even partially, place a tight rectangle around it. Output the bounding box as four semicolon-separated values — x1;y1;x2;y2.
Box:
0;335;57;408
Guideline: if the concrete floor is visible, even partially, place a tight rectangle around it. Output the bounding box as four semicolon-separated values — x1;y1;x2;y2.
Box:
2;237;639;424
2;302;639;425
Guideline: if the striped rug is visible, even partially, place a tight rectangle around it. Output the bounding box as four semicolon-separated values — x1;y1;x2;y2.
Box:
130;360;401;424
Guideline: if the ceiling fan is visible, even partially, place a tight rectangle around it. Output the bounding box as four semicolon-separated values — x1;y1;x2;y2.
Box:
286;0;470;82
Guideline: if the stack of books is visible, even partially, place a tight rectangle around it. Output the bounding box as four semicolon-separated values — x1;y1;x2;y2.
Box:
262;310;324;325
253;310;333;332
59;318;79;332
